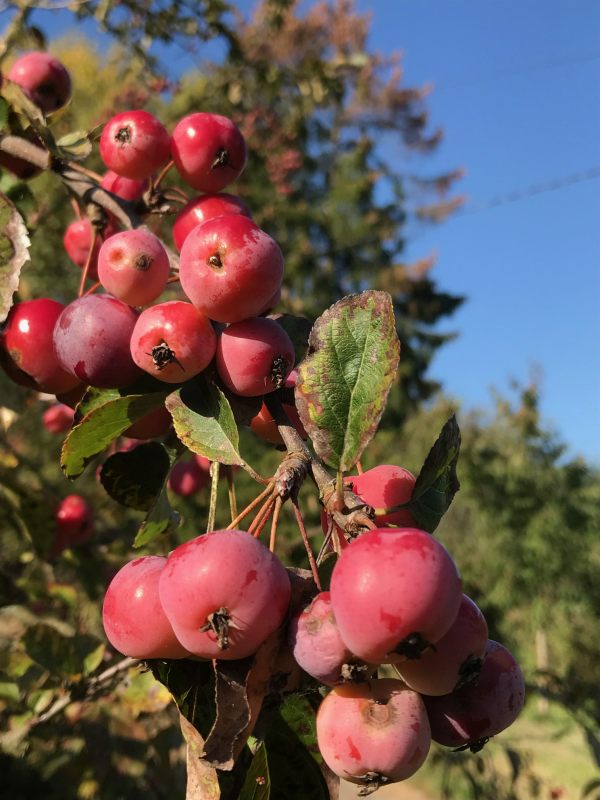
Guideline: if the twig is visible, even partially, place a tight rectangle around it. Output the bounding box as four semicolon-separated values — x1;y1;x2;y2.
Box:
226;483;274;530
291;497;321;591
269;496;283;553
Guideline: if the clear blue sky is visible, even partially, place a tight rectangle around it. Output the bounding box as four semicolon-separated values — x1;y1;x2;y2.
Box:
2;0;599;463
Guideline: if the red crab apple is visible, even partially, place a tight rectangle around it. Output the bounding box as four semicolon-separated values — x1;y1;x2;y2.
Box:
250;368;307;445
8;51;71;114
316;679;431;790
171;112;247;192
423;639;526;749
100;110;170;180
216;316;295;397
1;299;81;393
158;529;291;660
349;464;417;527
168;459;210;497
130;300;216;383
102;556;189;659
42;403;74;434
330;527;462;663
100;170;148;202
63;218;119;280
53;494;93;555
172;192;251;252
179;215;284;323
53;294;141;388
397;594;488;696
97;228;170;307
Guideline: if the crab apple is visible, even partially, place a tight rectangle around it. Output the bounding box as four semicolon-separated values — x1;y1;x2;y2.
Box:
102;556;189;659
130;301;216;383
100;170;148;202
424;640;526;750
53;494;93;555
397;595;488;696
172;192;251;252
2;299;81;393
97;228;170;307
349;464;417;527
158;529;291;660
179;215;283;323
122;405;171;440
216;317;294;397
42;403;74;434
250;369;307;445
100;110;171;180
168;460;210;497
63;218;118;280
289;592;369;686
8;51;71;114
53;294;141;388
330;527;462;663
171;112;247;193
316;679;431;790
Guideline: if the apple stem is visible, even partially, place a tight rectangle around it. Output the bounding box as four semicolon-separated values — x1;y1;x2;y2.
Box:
78;227;97;297
206;460;220;533
269;496;283;554
291;497;321;591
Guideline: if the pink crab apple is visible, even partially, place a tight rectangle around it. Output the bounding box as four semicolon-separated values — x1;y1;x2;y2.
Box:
179;215;284;323
316;679;431;791
423;639;526;750
216;317;295;397
397;594;489;696
288;591;369;686
172;192;251;252
168;459;210;497
102;556;190;659
171;112;247;193
8;51;71;114
97;228;170;307
53;494;94;556
158;529;291;660
1;299;81;394
130;300;216;383
100;110;171;180
53;294;141;388
330;527;462;663
42;403;75;434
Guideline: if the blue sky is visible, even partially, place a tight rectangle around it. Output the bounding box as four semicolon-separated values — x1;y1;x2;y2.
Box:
2;0;599;462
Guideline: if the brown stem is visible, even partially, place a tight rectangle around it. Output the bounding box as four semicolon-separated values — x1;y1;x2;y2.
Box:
227;483;274;530
78;227;97;297
152;159;175;191
0;135;50;170
248;496;275;539
269;496;283;553
83;280;101;296
291;497;321;591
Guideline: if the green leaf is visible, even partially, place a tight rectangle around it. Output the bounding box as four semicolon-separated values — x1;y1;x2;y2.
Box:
317;553;338;592
1;80;45;126
61;392;168;478
55;130;92;161
278;693;323;764
0;98;9;133
74;387;120;421
146;659;216;736
100;442;171;511
264;707;331;799
409;414;461;533
23;625;104;679
133;486;180;548
166;378;245;466
295;290;400;471
239;744;270;800
0;192;30;322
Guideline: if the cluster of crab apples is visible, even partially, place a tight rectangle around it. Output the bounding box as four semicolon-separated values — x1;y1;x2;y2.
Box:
1;52;525;794
102;464;525;793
